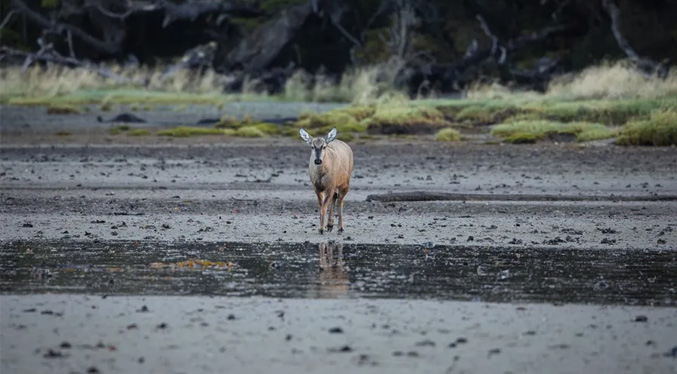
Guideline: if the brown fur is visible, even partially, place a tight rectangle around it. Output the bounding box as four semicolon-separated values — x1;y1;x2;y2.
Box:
308;139;354;233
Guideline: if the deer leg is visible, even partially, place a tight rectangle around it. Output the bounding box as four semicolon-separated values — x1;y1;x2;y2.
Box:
319;192;334;234
327;190;338;232
337;188;348;233
316;191;325;234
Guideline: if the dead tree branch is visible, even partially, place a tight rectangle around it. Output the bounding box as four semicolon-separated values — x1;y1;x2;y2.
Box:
602;0;667;77
476;15;498;57
0;9;16;30
10;0;121;55
95;5;134;20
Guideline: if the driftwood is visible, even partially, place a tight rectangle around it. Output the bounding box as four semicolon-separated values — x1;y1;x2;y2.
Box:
365;191;677;203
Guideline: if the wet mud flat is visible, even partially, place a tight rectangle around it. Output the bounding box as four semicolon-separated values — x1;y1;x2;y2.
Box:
2;294;677;374
1;139;677;374
1;240;676;306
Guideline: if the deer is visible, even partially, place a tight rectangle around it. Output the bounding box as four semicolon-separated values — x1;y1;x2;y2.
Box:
299;127;354;234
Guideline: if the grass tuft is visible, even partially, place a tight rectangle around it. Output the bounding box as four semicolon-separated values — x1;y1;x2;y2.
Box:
503;132;539;144
235;126;267;138
365;105;450;134
46;104;80;115
127;129;151;136
616;110;677;146
296;107;371;135
109;124;131;135
435;128;462;142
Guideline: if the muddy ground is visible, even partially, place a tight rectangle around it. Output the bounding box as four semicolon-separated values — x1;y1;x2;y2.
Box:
1;104;676;374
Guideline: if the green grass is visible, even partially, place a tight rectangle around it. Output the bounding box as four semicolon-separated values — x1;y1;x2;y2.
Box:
364;105;450;134
235;126;267;137
435;128;462;142
127;129;151;136
296;106;371;135
491;120;618;143
420;95;677;129
616;110;677;146
157;127;234;137
503;132;539;144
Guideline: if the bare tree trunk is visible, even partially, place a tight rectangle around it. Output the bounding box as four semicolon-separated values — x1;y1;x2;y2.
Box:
602;0;667;77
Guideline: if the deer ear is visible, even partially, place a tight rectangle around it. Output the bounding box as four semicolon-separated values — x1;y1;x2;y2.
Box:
326;127;337;143
299;128;312;145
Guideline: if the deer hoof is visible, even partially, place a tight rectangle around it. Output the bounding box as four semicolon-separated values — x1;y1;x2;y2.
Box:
319;228;324;234
326;225;333;232
338;227;344;234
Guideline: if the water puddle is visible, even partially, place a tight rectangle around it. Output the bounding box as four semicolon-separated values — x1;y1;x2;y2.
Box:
1;240;675;305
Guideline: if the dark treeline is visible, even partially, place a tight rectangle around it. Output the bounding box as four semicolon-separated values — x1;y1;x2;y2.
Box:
1;0;675;94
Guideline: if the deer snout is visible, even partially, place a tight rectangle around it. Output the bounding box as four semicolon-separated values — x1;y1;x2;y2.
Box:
314;159;322;165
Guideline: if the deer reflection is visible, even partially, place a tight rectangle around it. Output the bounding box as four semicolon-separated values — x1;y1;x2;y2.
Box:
318;241;349;297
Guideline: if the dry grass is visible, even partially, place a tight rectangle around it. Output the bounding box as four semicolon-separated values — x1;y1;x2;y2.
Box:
547;61;677;100
466;61;677;101
2;60;406;106
0;65;226;99
283;62;405;104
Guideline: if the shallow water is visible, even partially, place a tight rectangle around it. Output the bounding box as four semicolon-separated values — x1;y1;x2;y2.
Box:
1;240;675;305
